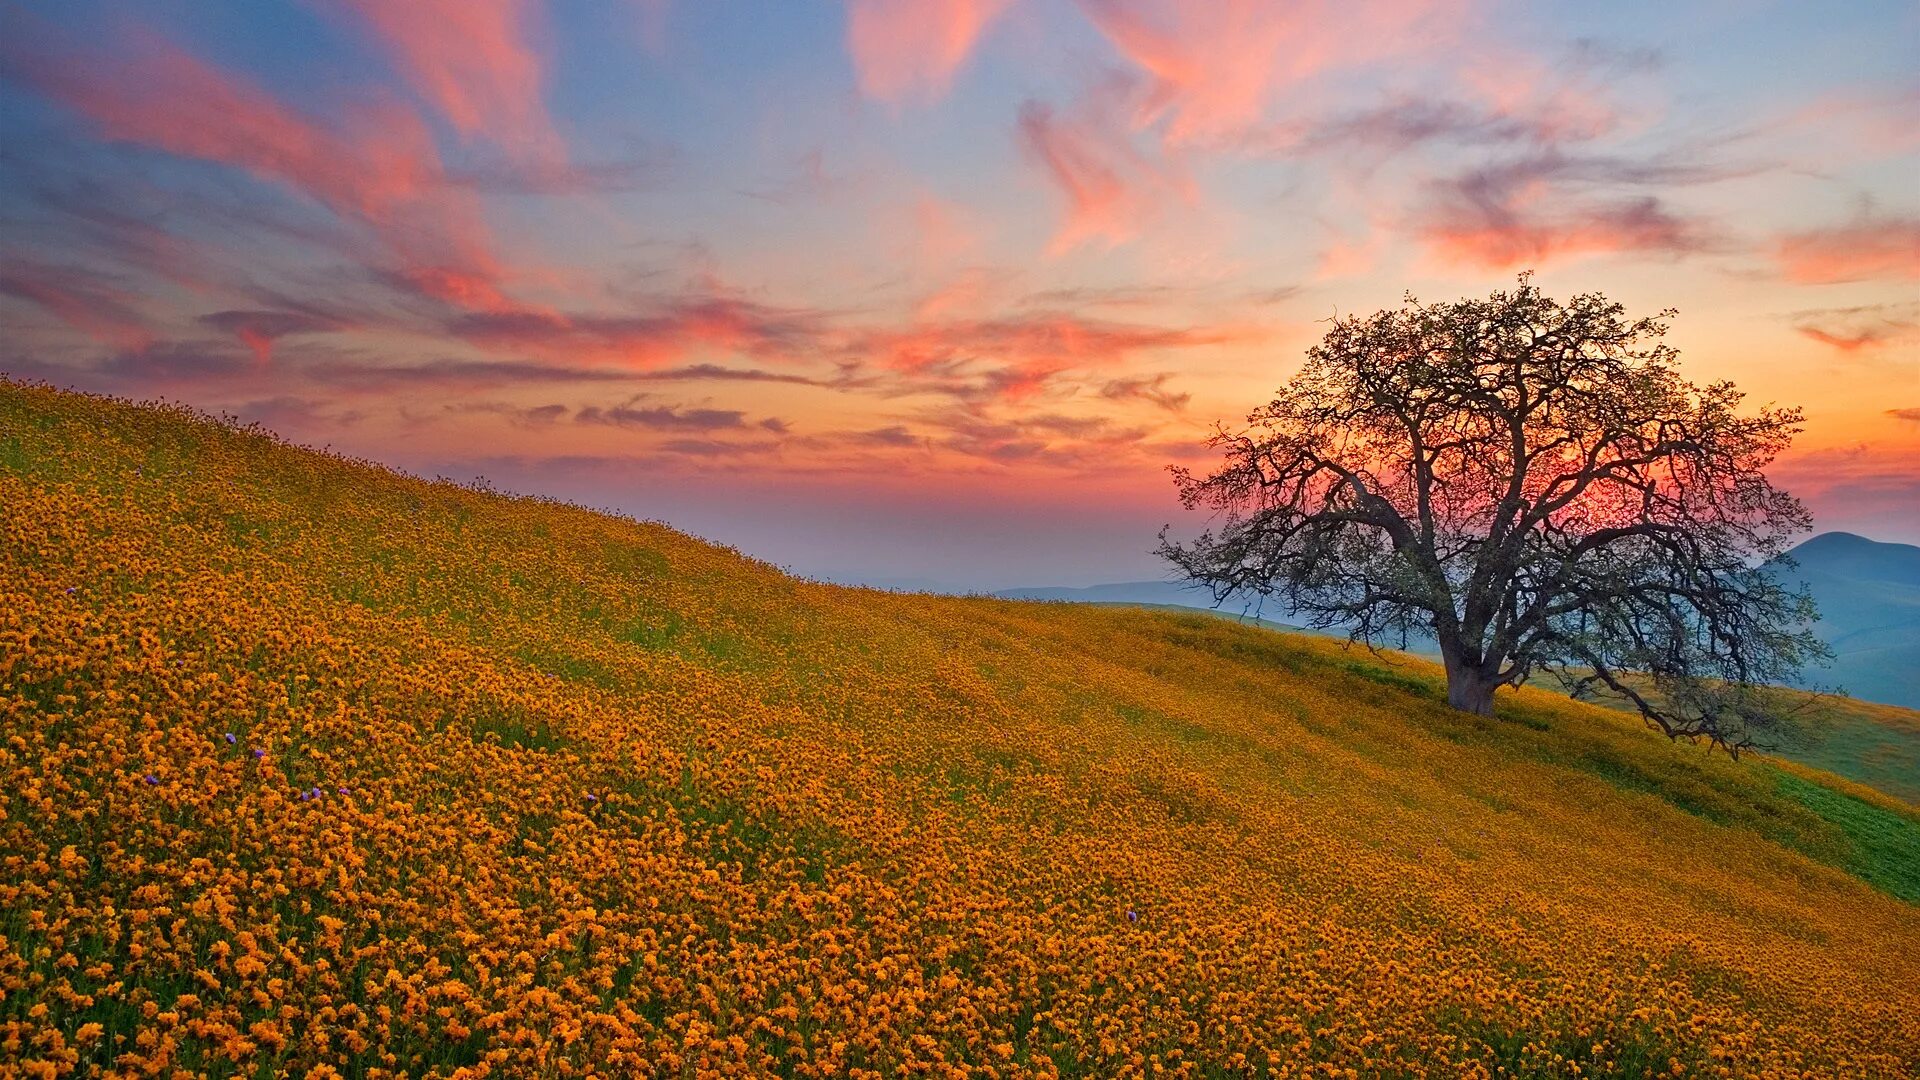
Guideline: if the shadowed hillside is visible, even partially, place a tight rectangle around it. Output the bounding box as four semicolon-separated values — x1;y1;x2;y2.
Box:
3;379;1918;1078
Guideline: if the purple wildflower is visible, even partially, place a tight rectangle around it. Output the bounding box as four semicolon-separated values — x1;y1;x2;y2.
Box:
143;774;159;785
224;733;236;745
251;748;265;759
1126;910;1138;923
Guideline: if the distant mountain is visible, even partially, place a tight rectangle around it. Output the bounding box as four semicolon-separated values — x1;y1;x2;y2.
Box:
994;580;1219;606
1772;532;1920;708
997;531;1920;709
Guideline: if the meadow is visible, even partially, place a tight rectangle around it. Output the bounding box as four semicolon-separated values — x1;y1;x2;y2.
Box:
2;378;1917;1078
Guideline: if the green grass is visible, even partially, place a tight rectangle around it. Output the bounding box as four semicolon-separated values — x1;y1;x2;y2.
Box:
1772;769;1920;901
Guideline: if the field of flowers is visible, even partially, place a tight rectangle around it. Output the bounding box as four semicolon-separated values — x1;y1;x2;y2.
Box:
2;379;1917;1078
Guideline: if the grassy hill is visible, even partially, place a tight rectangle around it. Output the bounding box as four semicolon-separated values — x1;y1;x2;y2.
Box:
1008;591;1920;806
3;378;1918;1078
1092;603;1920;805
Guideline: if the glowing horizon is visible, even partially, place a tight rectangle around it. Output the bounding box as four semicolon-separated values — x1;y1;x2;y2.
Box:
1;0;1915;588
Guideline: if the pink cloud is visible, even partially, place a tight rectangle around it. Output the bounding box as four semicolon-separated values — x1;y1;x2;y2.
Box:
1776;217;1920;284
324;0;565;164
846;0;1012;105
856;311;1242;401
1423;197;1708;270
446;296;825;369
1771;444;1920;538
1017;83;1193;254
1075;0;1457;146
0;263;154;352
1416;155;1720;270
2;24;509;311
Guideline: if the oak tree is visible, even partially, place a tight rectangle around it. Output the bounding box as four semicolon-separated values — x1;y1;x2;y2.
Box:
1159;278;1826;753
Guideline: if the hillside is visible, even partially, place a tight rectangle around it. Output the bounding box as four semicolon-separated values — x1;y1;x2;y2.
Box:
3;379;1919;1078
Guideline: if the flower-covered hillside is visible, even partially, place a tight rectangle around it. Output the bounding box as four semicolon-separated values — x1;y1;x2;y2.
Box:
2;379;1917;1078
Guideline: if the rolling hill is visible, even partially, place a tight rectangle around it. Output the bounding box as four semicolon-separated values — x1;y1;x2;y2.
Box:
3;379;1918;1077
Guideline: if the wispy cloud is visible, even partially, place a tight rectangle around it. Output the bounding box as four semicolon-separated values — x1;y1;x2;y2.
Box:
322;0;565;164
1016;77;1194;254
1075;0;1459;146
1789;302;1919;354
199;309;350;365
854;309;1242;402
1;19;508;309
575;401;756;431
845;0;1012;106
1099;372;1188;411
1416;152;1730;269
445;296;827;366
1775;213;1920;284
0;262;154;351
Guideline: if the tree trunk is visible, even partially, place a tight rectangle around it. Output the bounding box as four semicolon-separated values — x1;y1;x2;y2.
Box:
1442;655;1497;716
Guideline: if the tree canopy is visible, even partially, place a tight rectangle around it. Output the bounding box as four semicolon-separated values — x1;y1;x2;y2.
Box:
1159;278;1827;753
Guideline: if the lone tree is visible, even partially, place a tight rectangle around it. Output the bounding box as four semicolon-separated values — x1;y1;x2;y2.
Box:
1159;277;1827;753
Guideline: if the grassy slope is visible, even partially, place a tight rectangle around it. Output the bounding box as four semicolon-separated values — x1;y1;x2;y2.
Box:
2;380;1917;1078
1095;602;1920;805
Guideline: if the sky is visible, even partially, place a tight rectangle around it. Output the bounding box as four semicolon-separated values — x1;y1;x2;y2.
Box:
0;0;1915;590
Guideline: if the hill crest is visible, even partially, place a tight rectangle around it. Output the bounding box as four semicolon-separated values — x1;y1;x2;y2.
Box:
4;378;1918;1076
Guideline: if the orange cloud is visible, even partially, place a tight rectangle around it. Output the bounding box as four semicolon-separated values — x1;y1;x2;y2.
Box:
1790;303;1917;354
1099;372;1188;411
1776;217;1920;284
1798;326;1893;353
326;0;564;164
846;0;1012;105
2;24;509;311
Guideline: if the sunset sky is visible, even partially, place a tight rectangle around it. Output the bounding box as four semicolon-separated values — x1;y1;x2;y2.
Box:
2;1;1915;588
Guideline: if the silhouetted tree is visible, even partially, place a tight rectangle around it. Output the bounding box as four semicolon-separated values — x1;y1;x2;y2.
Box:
1159;277;1827;753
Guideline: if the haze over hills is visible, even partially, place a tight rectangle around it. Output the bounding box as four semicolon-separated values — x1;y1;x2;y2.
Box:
1767;531;1920;708
5;380;1919;1074
998;531;1920;711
